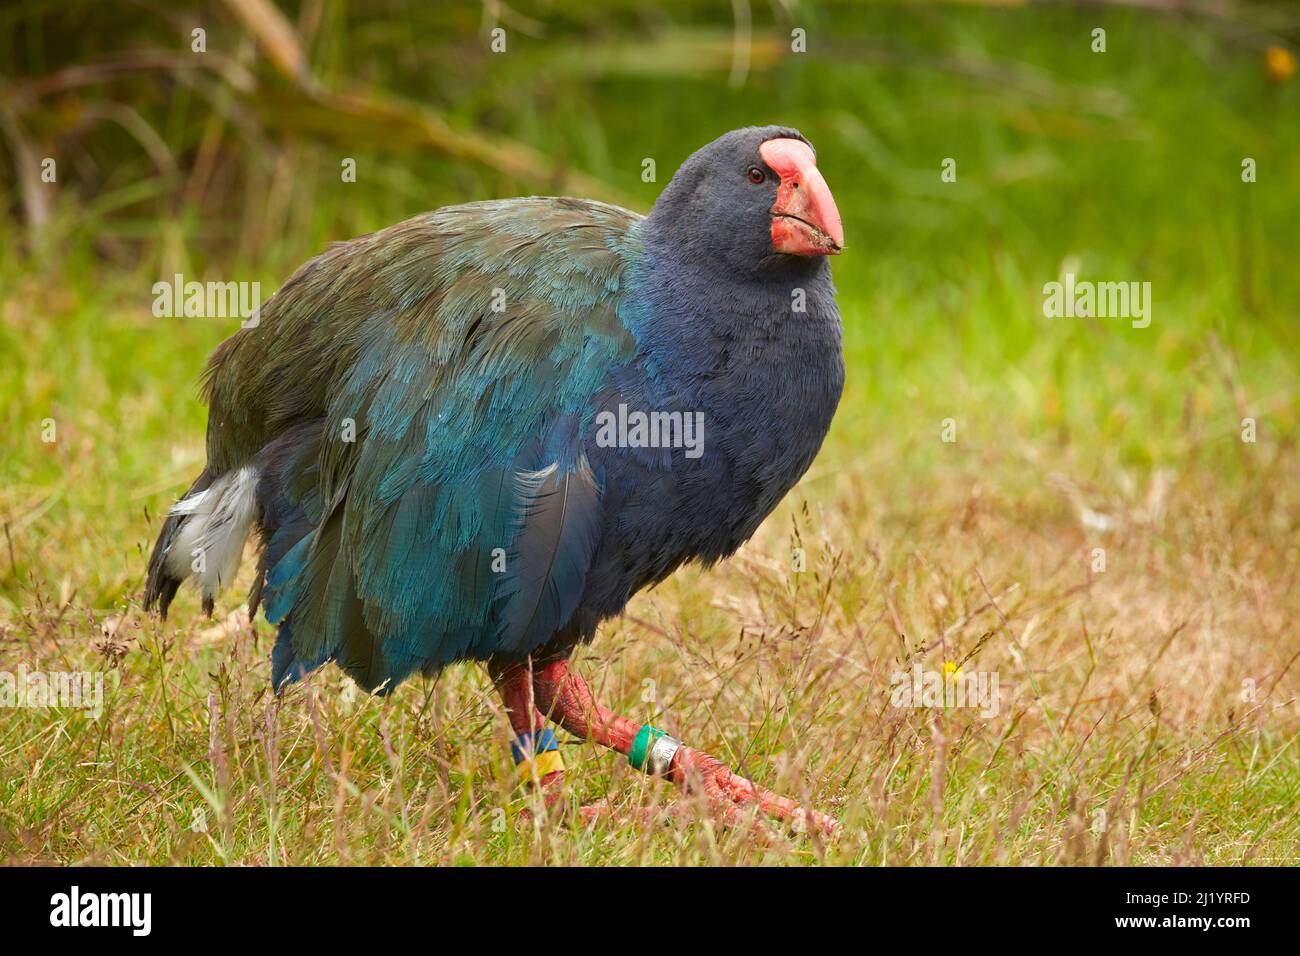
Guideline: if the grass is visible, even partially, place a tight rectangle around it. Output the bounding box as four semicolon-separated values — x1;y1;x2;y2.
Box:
1;3;1297;865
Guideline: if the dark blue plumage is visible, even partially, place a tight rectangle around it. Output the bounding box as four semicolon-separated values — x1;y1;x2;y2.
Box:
145;125;844;696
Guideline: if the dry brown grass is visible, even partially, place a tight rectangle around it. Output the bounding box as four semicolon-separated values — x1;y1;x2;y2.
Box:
3;420;1295;864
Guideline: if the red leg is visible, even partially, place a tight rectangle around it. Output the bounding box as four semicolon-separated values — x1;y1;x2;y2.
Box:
489;660;565;808
531;659;837;837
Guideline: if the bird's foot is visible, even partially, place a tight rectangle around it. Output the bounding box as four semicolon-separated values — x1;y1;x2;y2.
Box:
573;796;780;843
515;768;567;827
675;748;839;839
527;659;840;839
517;763;834;841
494;658;839;840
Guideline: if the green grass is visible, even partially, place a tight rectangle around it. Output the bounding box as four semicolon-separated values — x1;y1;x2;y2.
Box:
1;3;1297;864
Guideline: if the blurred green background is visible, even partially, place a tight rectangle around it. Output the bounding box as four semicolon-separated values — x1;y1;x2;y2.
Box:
1;0;1296;608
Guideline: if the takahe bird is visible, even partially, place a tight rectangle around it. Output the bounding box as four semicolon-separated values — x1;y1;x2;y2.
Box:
145;125;845;835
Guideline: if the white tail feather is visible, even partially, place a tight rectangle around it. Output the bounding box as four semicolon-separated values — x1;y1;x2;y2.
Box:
164;466;260;603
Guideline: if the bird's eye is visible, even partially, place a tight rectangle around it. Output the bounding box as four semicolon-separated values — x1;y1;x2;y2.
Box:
746;166;766;184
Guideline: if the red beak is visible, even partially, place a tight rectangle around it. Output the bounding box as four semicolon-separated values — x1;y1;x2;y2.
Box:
760;138;844;256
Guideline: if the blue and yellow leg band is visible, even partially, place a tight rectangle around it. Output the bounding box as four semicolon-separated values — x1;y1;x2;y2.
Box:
511;728;565;781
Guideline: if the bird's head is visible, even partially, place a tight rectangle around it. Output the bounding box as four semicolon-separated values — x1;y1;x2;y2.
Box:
646;125;844;277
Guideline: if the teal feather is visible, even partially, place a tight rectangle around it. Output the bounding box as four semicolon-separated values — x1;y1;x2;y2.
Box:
200;199;642;689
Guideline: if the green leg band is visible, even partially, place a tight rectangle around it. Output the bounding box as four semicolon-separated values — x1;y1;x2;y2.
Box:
628;724;682;776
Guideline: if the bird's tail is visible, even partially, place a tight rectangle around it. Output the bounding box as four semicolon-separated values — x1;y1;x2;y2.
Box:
144;466;261;617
